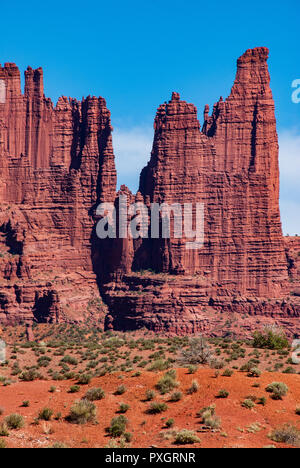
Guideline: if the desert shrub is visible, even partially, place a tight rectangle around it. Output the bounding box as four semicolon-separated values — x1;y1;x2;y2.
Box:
22;400;30;407
209;359;225;370
19;369;41;382
187;365;198;374
38;407;53;421
68;384;80;393
266;382;288;400
61;355;78;365
107;415;128;438
49;386;56;393
5;414;24;429
187;379;199;394
67;399;97;424
85;387;105;401
252;326;289;350
197;404;220;429
174;430;200;445
179;336;213;365
37;356;51;367
222;369;233;377
197;405;216;419
145;389;156;401
156;372;179;395
170;391;183;402
242;399;255;409
240;360;259;373
0;438;6;448
216;389;229;399
248;367;262;378
283;367;296;374
50;442;68;448
258;397;267;406
118;403;130;413
166;418;174;428
147;402;168;414
148;359;171;371
115;385;126;395
203;414;221;429
0;423;9;437
124;432;132;443
296;406;300;415
77;374;92;385
269;424;300;447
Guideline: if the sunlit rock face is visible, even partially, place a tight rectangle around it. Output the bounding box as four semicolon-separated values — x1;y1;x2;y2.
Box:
0;50;299;335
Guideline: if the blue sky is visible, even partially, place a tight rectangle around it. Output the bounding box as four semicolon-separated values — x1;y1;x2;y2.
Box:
0;0;299;233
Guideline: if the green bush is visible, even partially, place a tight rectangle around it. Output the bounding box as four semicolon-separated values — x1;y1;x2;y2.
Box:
242;399;255;409
269;424;300;447
0;423;9;437
197;404;221;429
5;414;24;429
252;328;289;350
248;367;262;378
148;359;171;371
85;387;105;401
77;374;92;385
187;365;198;374
19;369;41;382
156;372;179;395
68;385;80;393
145;389;156;401
114;385;126;395
187;379;199;394
174;430;201;445
61;355;78;365
222;369;234;377
170;391;183;402
197;404;215;419
0;438;6;448
118;403;130;413
217;389;229;399
266;382;288;400
67;399;97;424
107;415;128;438
38;407;53;421
258;397;267;406
147;402;168;414
166;418;174;428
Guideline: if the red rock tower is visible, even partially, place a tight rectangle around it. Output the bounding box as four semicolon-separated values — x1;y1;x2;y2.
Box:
138;48;288;296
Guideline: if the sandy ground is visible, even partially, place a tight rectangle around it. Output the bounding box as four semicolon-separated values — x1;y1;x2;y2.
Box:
0;368;299;448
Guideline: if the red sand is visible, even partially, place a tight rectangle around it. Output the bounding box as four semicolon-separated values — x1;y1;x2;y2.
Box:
0;368;299;448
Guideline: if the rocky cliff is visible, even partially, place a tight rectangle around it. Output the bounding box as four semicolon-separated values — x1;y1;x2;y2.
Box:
0;63;115;324
0;49;299;336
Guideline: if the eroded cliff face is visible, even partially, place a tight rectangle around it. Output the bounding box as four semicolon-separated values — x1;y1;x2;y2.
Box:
101;48;300;335
0;63;115;324
0;49;299;335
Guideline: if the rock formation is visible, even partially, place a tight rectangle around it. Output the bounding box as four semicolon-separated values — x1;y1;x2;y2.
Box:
0;63;115;324
0;49;299;336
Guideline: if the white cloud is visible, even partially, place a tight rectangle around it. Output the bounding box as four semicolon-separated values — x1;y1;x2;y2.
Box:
279;128;300;235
